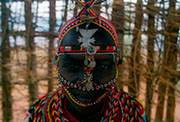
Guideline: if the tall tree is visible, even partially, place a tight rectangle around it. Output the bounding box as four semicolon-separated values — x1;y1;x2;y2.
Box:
165;0;179;121
48;0;56;92
155;1;167;121
25;0;38;105
145;0;156;121
1;1;13;121
111;0;124;89
73;2;78;17
128;0;143;98
155;0;179;121
61;0;69;26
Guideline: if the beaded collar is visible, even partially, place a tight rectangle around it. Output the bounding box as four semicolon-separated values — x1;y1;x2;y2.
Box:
25;88;146;122
55;88;123;122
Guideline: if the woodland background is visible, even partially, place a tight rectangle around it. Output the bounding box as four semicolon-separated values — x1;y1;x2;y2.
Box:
0;0;180;122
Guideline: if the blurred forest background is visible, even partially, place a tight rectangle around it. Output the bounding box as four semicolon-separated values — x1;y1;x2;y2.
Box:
0;0;180;122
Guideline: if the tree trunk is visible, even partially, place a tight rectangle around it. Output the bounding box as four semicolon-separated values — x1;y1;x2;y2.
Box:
146;0;156;121
1;1;13;122
155;1;166;121
128;0;143;98
48;0;56;92
112;0;124;89
25;0;38;105
165;0;179;121
73;2;78;17
155;82;166;121
62;0;68;25
155;0;179;121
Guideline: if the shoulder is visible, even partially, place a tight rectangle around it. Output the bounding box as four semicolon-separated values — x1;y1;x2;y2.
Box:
24;89;63;122
117;89;147;122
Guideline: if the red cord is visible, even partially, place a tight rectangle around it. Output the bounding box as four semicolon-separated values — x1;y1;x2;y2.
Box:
63;98;80;122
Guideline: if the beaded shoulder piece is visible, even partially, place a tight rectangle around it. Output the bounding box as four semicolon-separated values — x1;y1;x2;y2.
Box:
118;90;147;122
24;89;67;122
24;88;146;122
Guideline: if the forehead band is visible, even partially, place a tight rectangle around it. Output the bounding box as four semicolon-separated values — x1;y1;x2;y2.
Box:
58;46;120;53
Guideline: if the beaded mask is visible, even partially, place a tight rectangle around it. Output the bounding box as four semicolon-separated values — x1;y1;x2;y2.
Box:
55;0;121;107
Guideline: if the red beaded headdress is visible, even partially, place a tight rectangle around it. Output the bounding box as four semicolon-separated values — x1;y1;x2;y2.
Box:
57;0;119;53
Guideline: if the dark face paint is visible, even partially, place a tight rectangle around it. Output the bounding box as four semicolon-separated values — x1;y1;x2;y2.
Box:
58;53;117;104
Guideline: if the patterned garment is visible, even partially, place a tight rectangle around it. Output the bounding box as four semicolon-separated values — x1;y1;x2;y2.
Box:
24;88;147;122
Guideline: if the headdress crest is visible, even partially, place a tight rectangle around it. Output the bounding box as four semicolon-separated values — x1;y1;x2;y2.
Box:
73;0;106;18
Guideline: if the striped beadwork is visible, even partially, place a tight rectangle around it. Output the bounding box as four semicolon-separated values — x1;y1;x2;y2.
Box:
25;88;146;122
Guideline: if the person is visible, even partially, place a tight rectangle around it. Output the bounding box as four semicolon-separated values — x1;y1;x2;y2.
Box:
24;0;147;121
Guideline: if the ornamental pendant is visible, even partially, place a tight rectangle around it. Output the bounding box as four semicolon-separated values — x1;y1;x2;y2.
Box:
85;81;93;91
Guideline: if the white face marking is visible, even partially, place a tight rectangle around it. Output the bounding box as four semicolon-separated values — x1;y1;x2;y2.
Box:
78;29;98;48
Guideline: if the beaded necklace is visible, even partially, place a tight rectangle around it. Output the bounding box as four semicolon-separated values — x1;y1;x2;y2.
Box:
25;87;146;122
57;87;123;122
63;97;107;122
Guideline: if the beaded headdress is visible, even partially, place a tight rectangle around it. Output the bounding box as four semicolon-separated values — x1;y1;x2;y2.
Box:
55;0;121;107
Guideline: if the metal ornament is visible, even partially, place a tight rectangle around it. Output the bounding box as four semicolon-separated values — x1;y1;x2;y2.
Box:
85;81;93;91
88;60;96;68
87;47;97;55
84;56;96;69
84;72;94;91
78;29;98;48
